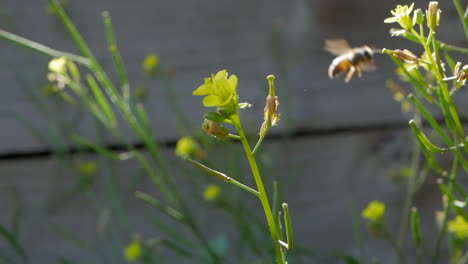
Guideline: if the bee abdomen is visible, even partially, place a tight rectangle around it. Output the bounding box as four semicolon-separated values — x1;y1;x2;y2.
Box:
328;58;352;79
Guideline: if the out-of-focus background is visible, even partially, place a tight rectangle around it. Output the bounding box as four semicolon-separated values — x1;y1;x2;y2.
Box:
1;0;468;263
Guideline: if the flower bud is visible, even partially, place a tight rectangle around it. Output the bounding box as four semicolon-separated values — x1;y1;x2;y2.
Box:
382;48;418;63
143;53;160;77
203;184;221;201
455;64;468;88
263;75;280;127
426;1;440;30
413;8;424;25
202;119;229;138
48;57;68;75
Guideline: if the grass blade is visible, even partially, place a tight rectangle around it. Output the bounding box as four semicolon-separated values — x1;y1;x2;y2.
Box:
0;29;89;65
102;11;129;89
0;223;27;261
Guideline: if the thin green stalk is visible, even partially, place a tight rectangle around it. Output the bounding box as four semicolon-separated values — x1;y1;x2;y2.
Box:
432;157;459;264
252;124;270;156
282;203;294;250
454;0;468;41
412;29;467;154
48;4;219;260
0;29;90;66
228;134;241;140
233;114;283;264
441;43;468;54
389;56;433;103
380;223;405;264
184;156;260;196
397;119;421;247
409;94;468;172
102;11;130;93
135;191;184;221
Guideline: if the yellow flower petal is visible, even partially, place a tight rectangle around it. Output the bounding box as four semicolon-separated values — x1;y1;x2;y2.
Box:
228;75;238;91
204;184;221;201
193;84;211;95
124;241;142;261
214;70;228;81
362;201;386;221
202;95;220;107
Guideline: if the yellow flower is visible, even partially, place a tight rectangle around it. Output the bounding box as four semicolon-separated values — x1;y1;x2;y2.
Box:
384;3;415;30
77;161;97;176
203;184;221;201
175;136;195;157
193;70;238;113
143;53;159;77
124;241;142;261
362;201;386;221
175;136;205;157
48;57;68;75
448;216;468;240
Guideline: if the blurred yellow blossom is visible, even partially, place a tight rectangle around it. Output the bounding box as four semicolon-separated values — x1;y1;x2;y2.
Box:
175;136;206;159
362;201;386;221
143;53;160;77
203;184;221;201
49;57;68;75
77;161;97;176
124;241;142;261
448;216;468;240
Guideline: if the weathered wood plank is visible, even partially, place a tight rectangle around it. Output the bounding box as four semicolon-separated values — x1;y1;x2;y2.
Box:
0;127;450;263
0;0;466;154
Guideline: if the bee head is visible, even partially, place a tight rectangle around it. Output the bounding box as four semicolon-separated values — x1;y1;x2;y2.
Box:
363;46;374;60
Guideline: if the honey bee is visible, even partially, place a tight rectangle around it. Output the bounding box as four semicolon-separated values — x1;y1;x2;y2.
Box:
325;39;378;83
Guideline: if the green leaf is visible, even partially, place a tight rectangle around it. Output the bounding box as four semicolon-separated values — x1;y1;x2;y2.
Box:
410;207;423;248
134;191;184;221
204;112;226;123
409;119;447;153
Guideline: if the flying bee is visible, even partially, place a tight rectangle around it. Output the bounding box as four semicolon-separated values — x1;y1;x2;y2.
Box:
325;39;379;83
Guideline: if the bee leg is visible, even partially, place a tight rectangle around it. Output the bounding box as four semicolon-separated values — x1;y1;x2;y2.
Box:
356;66;363;77
345;66;356;83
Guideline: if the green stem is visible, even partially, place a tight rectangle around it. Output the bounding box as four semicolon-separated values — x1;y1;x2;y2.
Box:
432;157;459;264
397;116;421;246
412;29;466;147
49;1;219;260
282;203;294;250
0;29;90;66
441;43;468;54
454;0;468;41
228;133;241;140
380;223;405;264
233;114;283;264
252;124;270;156
102;11;129;92
184;156;259;196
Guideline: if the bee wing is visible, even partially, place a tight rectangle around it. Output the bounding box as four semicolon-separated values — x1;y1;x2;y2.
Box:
324;39;352;55
360;62;376;72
